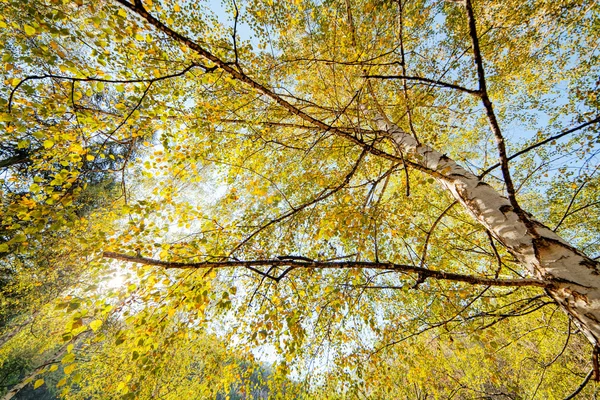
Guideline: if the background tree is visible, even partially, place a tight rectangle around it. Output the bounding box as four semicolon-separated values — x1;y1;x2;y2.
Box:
1;0;600;398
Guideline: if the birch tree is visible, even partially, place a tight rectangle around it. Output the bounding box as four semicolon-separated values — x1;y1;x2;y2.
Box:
2;0;600;397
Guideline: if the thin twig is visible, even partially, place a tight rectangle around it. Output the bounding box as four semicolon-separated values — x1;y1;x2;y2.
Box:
364;74;481;96
228;147;367;255
419;202;457;268
480;116;600;177
8;63;210;112
563;369;594;400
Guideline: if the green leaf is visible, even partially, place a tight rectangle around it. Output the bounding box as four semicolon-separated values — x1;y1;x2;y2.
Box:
12;233;26;243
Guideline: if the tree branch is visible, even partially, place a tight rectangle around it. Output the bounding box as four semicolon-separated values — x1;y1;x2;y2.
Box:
0;152;31;169
419;201;457;268
563;369;594;399
111;0;429;173
8;63;211;112
232;0;240;68
462;0;534;234
228;147;367;255
103;251;552;288
364;74;481;96
480;116;600;178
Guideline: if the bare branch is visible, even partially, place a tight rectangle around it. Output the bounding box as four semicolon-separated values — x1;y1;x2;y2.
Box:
104;82;153;138
232;0;240;68
486;231;503;278
554;176;591;232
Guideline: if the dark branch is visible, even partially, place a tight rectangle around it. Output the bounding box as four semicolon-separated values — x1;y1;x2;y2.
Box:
563;369;594;399
554;176;592;232
419;201;457;268
103;82;153;138
228;147;367;255
0;152;31;169
103;251;552;288
462;0;534;235
232;0;240;67
480;116;600;178
364;74;481;96
8;63;211;112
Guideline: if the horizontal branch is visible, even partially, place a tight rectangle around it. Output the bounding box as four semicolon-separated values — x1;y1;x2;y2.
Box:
103;251;552;288
364;74;481;96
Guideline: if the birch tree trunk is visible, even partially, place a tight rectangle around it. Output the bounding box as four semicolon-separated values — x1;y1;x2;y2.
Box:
378;117;600;347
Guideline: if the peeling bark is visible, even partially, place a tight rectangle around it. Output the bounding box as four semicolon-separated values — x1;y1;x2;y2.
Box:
378;117;600;346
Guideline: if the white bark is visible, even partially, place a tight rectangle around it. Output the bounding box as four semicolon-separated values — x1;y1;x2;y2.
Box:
378;117;600;346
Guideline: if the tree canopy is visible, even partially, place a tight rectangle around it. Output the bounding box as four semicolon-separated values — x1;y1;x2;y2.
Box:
1;0;600;398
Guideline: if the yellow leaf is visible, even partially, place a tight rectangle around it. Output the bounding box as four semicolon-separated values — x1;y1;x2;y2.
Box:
56;378;67;388
118;9;127;18
62;353;75;364
43;140;54;149
34;379;44;389
86;154;95;161
49;364;59;372
174;4;181;12
64;364;76;375
24;24;36;35
67;344;74;353
0;112;13;122
89;320;102;331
